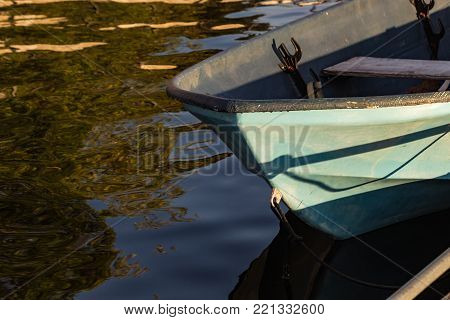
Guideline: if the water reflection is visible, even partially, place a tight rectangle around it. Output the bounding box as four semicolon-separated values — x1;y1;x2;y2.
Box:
2;42;106;54
211;24;245;30
140;64;177;70
0;14;67;28
230;210;450;299
2;0;436;300
116;22;198;29
0;179;118;299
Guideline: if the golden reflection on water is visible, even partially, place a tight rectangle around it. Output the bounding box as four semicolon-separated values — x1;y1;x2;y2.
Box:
98;26;116;31
0;1;13;8
15;17;67;27
257;0;328;6
211;23;245;30
117;21;198;29
0;0;279;299
7;42;106;53
64;117;203;221
140;64;177;70
0;14;66;28
1;0;207;6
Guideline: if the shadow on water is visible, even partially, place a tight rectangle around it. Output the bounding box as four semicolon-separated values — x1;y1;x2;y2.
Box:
230;209;450;300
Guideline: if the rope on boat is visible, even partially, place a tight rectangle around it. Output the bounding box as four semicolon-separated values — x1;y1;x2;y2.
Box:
271;203;402;290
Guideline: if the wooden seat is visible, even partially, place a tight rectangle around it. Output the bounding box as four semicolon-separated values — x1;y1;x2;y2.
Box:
323;57;450;80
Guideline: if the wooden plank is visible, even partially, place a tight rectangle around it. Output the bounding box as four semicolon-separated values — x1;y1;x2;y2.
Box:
323;57;450;80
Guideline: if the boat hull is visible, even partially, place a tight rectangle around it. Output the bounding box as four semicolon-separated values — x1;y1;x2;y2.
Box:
185;103;450;239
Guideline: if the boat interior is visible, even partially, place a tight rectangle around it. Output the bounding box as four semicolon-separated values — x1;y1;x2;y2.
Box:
172;0;450;105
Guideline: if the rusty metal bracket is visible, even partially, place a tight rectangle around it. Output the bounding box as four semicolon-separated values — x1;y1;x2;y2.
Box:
272;38;308;97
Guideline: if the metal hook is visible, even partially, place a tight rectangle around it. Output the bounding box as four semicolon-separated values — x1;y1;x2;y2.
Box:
272;38;308;97
290;37;303;63
275;38;303;72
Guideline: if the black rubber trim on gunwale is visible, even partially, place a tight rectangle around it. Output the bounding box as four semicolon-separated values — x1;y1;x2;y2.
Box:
165;0;450;113
167;80;450;113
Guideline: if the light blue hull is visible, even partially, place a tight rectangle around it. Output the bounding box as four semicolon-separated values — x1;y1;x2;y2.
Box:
186;103;450;239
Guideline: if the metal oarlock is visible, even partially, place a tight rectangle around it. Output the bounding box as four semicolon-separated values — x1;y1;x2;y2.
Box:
272;38;308;97
411;0;446;59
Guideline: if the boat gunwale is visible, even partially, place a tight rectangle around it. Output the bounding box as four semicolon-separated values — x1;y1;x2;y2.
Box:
166;0;450;113
167;80;450;113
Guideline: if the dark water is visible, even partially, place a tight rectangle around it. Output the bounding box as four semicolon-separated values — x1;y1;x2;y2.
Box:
0;1;448;300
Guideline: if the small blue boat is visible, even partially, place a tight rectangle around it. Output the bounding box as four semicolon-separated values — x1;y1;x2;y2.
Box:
167;0;450;239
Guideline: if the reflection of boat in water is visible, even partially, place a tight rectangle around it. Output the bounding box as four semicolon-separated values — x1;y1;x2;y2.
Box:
229;209;450;299
168;0;450;239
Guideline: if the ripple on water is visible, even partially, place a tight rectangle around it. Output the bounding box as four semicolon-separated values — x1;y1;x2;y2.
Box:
0;0;348;300
8;42;107;53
